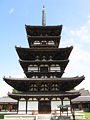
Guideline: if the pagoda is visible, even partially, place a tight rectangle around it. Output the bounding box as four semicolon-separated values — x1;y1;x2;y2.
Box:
4;6;85;114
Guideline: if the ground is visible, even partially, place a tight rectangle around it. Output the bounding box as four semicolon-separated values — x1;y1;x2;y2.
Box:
0;112;90;120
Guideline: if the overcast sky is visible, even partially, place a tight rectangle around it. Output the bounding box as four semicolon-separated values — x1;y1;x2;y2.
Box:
0;0;90;97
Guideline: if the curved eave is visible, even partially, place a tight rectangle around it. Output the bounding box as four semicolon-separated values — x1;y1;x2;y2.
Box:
27;36;61;41
25;71;64;78
25;25;63;36
4;76;85;92
8;91;80;100
25;25;63;29
15;46;73;60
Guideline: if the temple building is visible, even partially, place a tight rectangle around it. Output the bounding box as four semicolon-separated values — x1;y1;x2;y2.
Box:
4;6;85;115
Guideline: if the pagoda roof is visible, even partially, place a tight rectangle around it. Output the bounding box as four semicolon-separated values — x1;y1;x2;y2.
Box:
15;46;73;60
27;36;61;48
19;59;69;65
8;91;80;100
25;25;62;29
4;76;85;92
25;25;63;36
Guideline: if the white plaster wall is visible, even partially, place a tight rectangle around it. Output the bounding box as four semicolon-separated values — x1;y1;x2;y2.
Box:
50;67;60;71
27;101;38;110
63;100;70;110
51;101;61;110
18;101;26;114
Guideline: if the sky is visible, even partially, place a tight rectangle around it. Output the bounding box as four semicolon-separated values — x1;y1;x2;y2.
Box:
0;0;90;97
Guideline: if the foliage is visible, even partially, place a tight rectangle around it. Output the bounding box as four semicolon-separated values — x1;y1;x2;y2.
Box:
85;112;90;119
12;88;19;93
0;113;16;120
0;113;6;119
0;114;4;119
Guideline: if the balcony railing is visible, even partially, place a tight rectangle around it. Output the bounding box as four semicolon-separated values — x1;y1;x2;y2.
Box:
28;70;61;72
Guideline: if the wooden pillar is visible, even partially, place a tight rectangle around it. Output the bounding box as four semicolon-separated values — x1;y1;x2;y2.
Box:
67;107;68;116
0;104;2;111
61;98;63;106
38;65;39;72
80;103;83;110
17;99;19;114
60;98;61;116
26;98;28;114
8;103;11;112
60;98;63;116
70;99;72;113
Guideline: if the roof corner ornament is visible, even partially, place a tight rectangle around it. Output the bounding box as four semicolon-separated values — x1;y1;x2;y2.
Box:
42;5;46;26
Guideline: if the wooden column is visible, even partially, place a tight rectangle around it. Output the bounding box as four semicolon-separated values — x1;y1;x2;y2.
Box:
8;103;11;112
0;104;2;111
60;98;63;116
26;98;28;114
38;65;39;72
60;99;61;116
70;99;72;113
80;103;83;110
17;99;19;114
61;98;63;106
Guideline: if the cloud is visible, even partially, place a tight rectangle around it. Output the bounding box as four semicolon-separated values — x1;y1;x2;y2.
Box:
62;15;90;91
88;15;90;24
9;8;15;15
69;27;90;44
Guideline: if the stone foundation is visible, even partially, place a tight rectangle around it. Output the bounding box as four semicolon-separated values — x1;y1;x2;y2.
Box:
4;115;36;120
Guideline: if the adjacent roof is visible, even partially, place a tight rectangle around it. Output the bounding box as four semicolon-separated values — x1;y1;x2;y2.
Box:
72;96;90;103
79;88;90;96
0;97;17;103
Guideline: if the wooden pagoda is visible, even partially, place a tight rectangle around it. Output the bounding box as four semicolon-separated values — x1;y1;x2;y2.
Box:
4;6;85;114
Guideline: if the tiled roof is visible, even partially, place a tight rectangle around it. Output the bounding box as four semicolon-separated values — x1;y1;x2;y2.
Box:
0;97;17;103
72;96;90;103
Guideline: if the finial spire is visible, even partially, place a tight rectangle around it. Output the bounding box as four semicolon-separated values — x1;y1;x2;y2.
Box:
42;5;46;26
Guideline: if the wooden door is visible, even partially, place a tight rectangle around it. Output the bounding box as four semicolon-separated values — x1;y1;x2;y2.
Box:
38;101;51;114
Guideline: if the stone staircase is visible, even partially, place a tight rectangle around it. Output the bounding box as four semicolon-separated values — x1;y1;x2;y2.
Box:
4;111;86;120
38;114;51;120
4;115;36;120
70;111;86;120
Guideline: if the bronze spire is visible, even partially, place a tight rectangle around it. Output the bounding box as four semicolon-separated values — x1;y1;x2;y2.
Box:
42;5;46;26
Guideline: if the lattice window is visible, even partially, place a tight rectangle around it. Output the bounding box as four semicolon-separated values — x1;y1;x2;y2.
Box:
50;64;61;72
33;41;40;45
29;84;38;92
51;84;59;91
41;40;47;45
39;64;48;72
40;84;48;92
48;40;54;45
28;64;38;72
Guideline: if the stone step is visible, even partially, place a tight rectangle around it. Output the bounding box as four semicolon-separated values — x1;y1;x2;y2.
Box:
4;115;36;120
70;111;85;120
38;114;51;120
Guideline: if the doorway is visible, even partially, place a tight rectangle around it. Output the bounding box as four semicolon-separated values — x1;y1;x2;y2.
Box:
38;100;51;114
